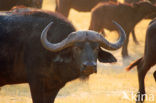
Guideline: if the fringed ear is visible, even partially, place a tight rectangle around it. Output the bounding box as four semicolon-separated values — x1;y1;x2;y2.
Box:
98;48;117;63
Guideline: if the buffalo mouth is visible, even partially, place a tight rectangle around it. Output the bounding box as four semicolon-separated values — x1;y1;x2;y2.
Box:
80;67;97;80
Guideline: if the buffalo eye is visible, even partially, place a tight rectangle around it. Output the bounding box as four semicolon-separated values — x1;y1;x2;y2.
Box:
93;47;99;52
73;46;82;53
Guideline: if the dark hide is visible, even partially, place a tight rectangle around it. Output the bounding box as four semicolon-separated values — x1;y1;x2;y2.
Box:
89;1;156;58
0;0;42;10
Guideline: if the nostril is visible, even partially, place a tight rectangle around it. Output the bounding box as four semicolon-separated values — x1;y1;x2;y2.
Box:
83;62;97;68
82;62;87;68
82;61;97;74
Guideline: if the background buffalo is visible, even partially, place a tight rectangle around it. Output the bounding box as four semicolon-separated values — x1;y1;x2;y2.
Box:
89;1;156;58
126;18;156;103
55;0;117;17
0;0;43;10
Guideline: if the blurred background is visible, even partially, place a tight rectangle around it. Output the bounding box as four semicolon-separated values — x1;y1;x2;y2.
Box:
0;0;155;103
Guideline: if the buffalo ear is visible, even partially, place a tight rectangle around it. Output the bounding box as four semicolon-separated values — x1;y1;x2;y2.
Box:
98;48;117;63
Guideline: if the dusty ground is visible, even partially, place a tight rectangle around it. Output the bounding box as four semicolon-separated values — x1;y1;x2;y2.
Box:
0;0;156;103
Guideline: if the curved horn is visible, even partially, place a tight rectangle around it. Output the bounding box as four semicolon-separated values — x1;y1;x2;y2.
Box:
98;21;126;50
41;22;83;52
41;21;126;52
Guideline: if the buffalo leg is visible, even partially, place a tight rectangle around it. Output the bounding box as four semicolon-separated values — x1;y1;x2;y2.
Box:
136;62;151;103
29;78;60;103
56;0;70;17
55;4;58;12
122;31;130;58
132;30;139;44
153;71;156;82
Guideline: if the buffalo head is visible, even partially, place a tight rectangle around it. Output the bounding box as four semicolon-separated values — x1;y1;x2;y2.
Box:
40;21;126;79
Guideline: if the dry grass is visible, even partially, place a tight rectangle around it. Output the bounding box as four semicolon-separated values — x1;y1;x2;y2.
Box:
0;0;156;103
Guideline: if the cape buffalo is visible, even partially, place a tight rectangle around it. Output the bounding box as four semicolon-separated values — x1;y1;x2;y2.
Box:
124;0;154;45
0;8;126;103
55;0;117;17
0;0;42;10
124;0;142;45
89;1;156;58
125;18;156;103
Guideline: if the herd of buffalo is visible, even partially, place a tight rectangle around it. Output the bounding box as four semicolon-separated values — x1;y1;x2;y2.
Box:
0;0;156;103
